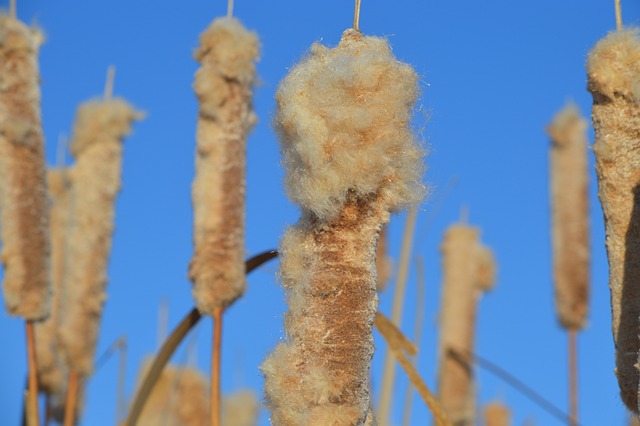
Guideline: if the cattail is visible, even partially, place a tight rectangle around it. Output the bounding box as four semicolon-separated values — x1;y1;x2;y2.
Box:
135;360;208;426
261;29;424;425
484;402;511;426
547;104;590;330
34;169;71;402
189;17;259;314
57;98;142;377
222;390;260;426
376;224;393;291
0;14;50;320
437;223;495;425
587;28;640;412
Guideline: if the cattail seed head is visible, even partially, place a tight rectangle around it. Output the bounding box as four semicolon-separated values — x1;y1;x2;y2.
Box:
588;27;640;412
547;104;590;330
0;15;50;320
437;223;495;425
222;389;260;426
58;98;142;377
189;17;259;314
262;29;424;425
484;401;511;426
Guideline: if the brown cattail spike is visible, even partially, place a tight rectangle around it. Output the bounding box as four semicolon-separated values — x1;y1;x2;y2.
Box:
135;360;209;426
261;29;424;425
57;98;142;378
0;14;50;320
222;390;260;426
587;28;640;412
484;401;511;426
189;17;259;314
35;169;72;404
437;223;495;425
547;104;590;330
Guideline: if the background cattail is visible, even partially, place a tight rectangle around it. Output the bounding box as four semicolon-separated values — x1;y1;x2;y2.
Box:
34;169;71;403
437;223;495;425
261;29;424;425
189;17;259;314
135;360;208;426
222;389;260;426
376;224;393;292
547;104;590;330
587;28;640;412
0;14;50;320
57;98;142;377
484;401;511;426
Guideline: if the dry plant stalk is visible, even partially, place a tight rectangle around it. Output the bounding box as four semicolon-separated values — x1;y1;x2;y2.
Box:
34;169;72;406
58;98;142;377
222;389;260;426
376;224;392;291
547;104;590;330
484;402;511;426
261;29;424;425
135;360;208;426
189;17;259;313
437;224;495;425
587;28;640;412
0;14;50;320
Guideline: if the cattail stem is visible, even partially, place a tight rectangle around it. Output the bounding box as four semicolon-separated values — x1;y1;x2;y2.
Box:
569;330;578;426
353;0;362;31
379;206;419;423
615;0;623;30
103;66;115;101
210;307;223;426
63;371;78;426
117;338;127;424
26;321;40;426
9;0;16;18
227;0;234;17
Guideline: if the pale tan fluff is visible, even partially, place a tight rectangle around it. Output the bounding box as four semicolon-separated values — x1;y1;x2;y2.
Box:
261;29;424;425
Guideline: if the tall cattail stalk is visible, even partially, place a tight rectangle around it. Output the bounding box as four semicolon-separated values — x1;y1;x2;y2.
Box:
57;96;142;424
222;390;260;426
0;14;50;425
34;169;72;413
437;223;495;425
484;402;511;426
135;360;209;426
261;29;424;425
189;16;259;426
547;104;589;424
587;26;640;412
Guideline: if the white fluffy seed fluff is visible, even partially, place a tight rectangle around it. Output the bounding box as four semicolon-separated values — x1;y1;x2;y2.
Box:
0;15;50;320
262;29;424;425
189;17;259;313
588;27;640;412
57;98;142;377
222;389;260;426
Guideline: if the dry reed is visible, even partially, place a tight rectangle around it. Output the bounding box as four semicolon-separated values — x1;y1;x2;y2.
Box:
57;98;142;378
587;27;640;412
437;223;495;425
261;29;423;425
222;390;260;426
135;360;208;426
34;169;71;405
0;14;50;320
483;401;510;426
547;104;590;330
189;17;259;314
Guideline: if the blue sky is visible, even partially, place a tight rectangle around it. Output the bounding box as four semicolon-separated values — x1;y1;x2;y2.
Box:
1;0;639;425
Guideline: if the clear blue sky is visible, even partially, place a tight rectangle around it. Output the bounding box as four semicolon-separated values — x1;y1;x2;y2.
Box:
1;0;639;425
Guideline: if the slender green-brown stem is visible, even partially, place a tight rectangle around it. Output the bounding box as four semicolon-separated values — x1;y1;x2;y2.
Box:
569;330;578;426
26;321;40;426
63;371;78;426
615;0;622;30
103;66;115;101
353;0;362;31
211;307;223;426
227;0;234;17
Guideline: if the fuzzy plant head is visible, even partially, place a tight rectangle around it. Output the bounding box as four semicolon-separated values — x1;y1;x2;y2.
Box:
275;29;425;220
